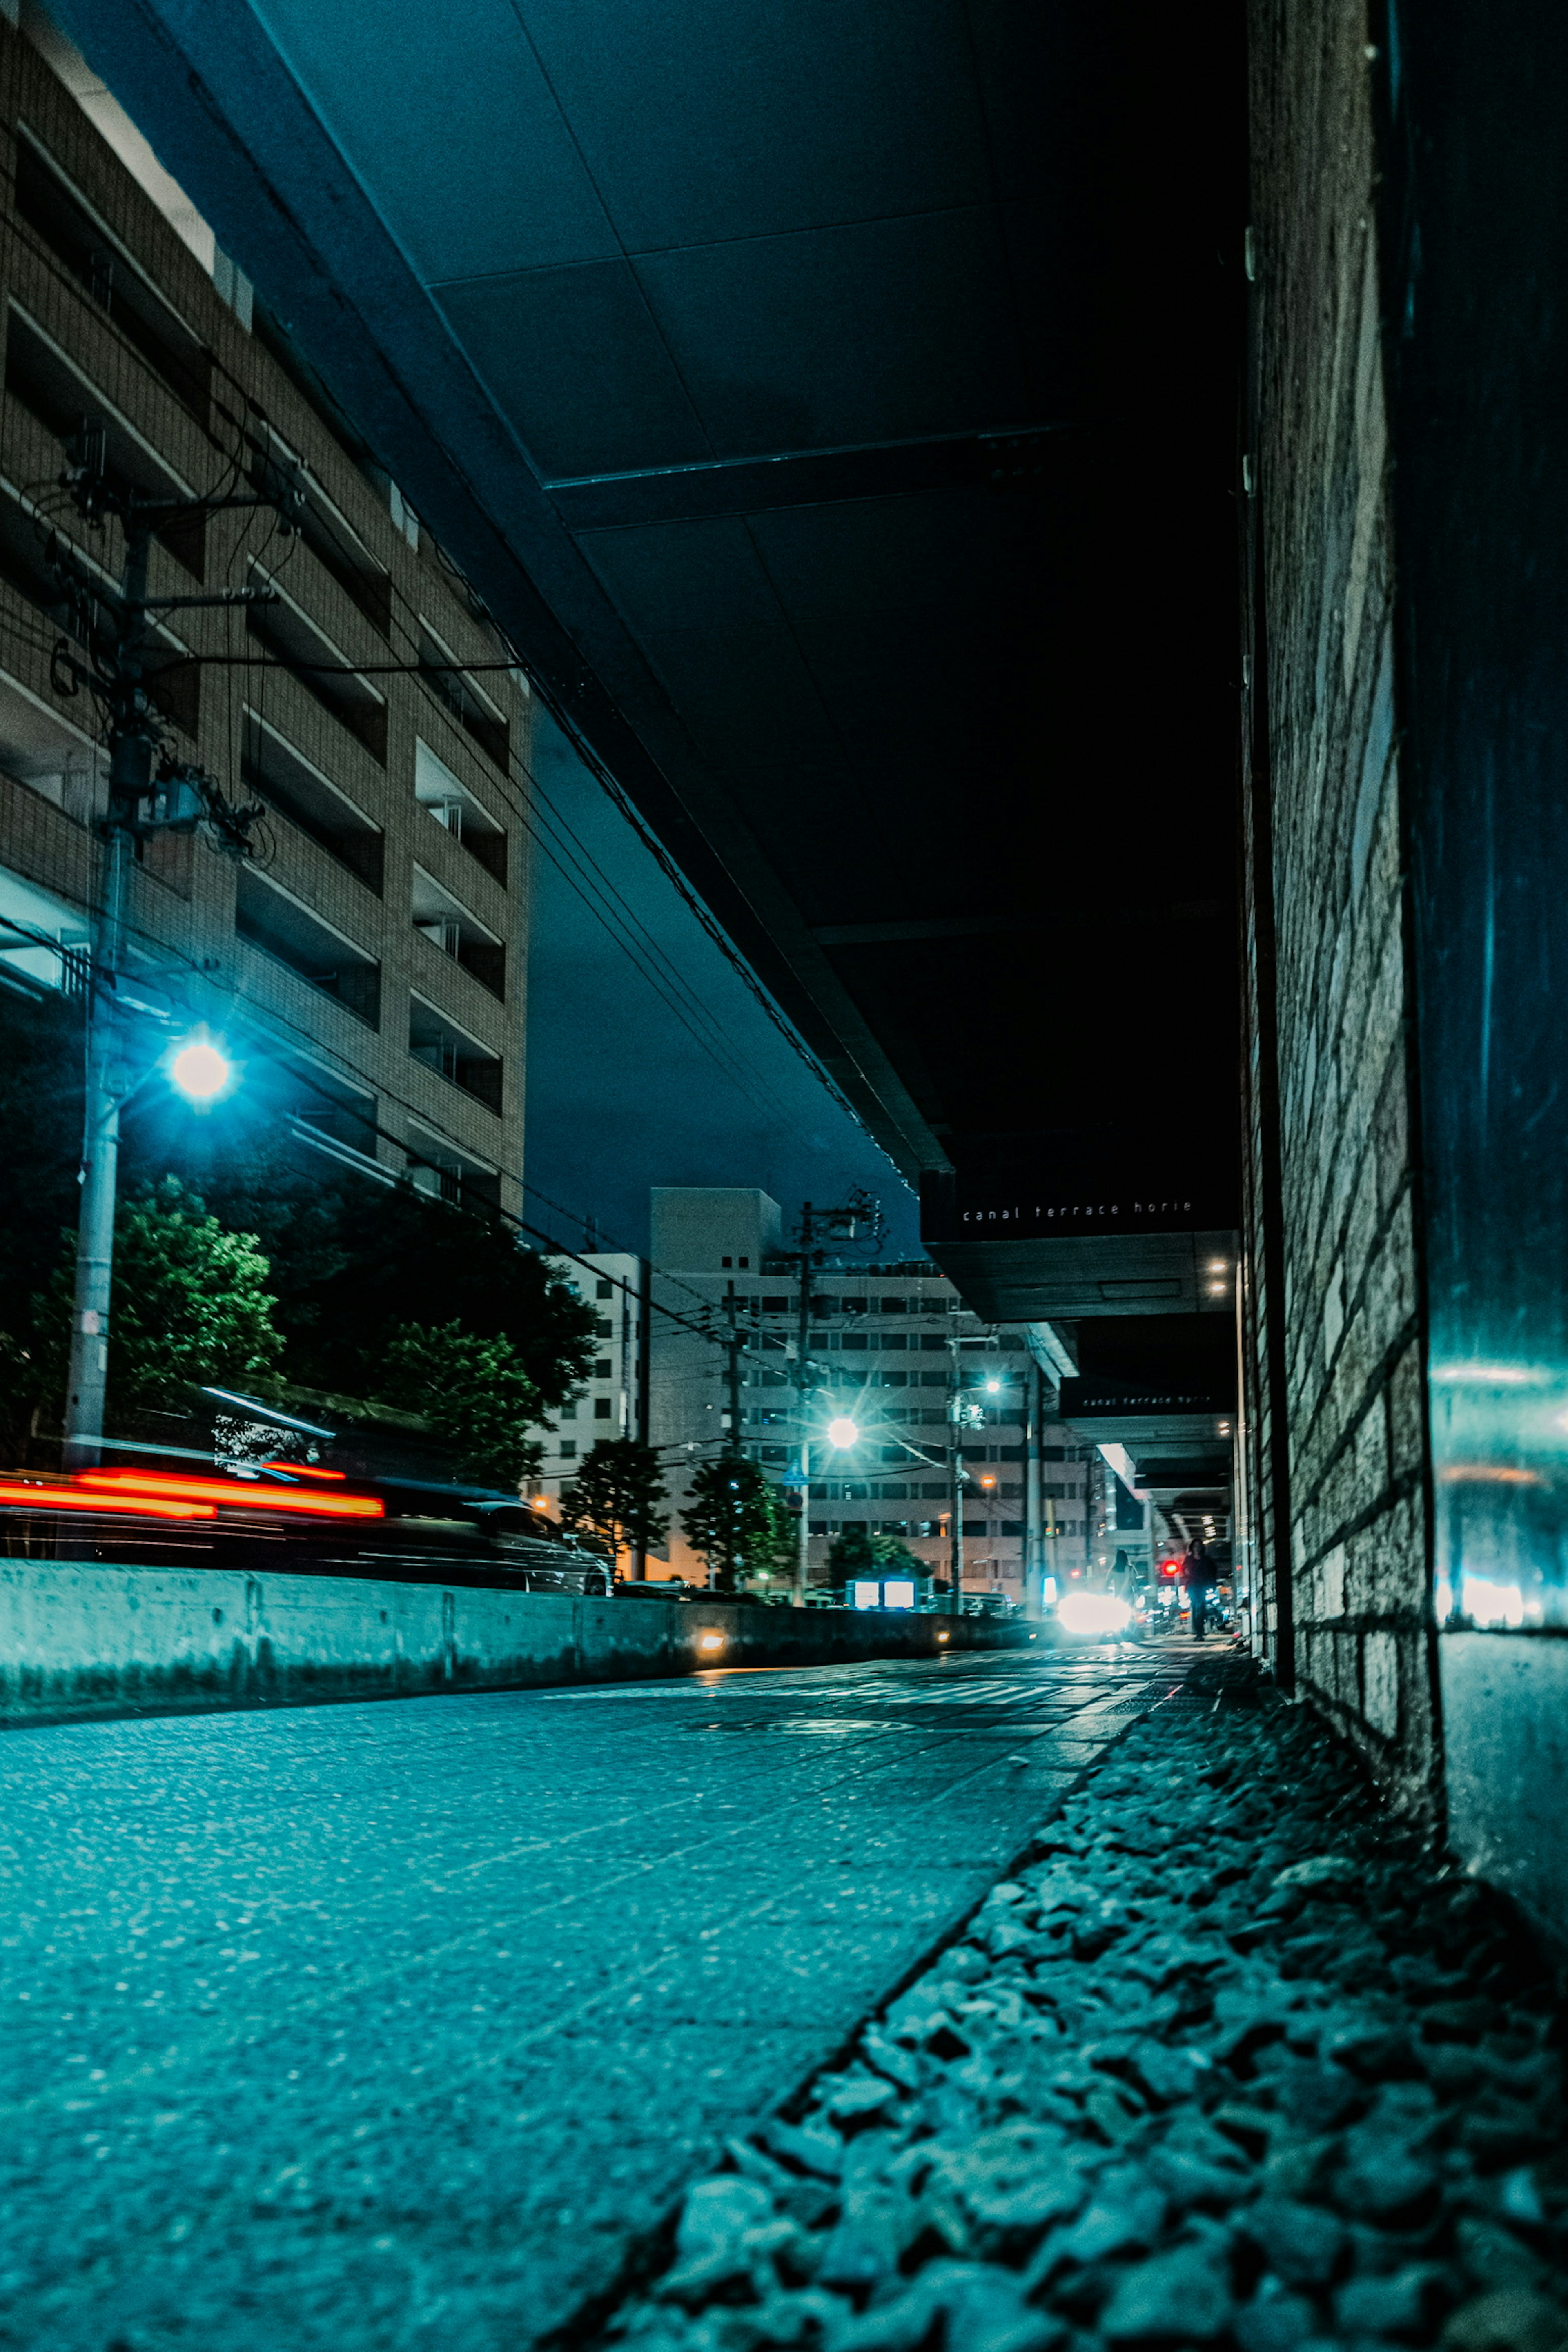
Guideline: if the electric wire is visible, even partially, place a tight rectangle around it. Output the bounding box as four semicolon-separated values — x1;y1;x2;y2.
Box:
0;204;882;1311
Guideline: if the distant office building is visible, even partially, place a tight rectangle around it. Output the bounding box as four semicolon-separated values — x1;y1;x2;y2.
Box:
645;1188;1095;1596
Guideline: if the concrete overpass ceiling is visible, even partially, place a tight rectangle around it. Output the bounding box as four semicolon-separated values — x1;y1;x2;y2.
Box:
55;0;1242;1194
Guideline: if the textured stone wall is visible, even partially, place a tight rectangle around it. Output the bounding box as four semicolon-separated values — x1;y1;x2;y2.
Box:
1246;0;1435;1804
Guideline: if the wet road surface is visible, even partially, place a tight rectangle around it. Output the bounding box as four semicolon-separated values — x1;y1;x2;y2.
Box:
0;1645;1197;2350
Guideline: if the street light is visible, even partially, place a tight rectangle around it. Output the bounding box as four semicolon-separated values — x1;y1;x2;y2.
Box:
169;1034;234;1103
826;1416;860;1450
65;1024;241;1468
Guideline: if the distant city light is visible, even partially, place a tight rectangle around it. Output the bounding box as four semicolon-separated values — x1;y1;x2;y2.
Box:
826;1416;860;1449
697;1630;725;1653
169;1035;233;1102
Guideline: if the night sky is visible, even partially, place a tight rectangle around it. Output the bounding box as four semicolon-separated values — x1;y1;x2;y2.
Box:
523;704;920;1262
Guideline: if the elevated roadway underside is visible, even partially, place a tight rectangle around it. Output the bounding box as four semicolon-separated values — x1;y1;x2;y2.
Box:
57;0;1245;1267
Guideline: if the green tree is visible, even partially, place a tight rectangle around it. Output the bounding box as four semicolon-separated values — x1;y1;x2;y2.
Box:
164;1141;598;1411
41;1176;282;1414
560;1437;669;1565
684;1457;793;1592
381;1321;546;1491
827;1526;924;1583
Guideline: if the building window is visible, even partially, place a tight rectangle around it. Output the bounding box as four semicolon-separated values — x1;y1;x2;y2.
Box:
595;1358;612;1377
408;994;502;1109
236;869;381;1026
596;1279;613;1299
1001;1521;1026;1537
962;1521;989;1538
762;1295;789;1312
560;1441;577;1459
594;1396;612;1419
721;1256;731;1268
419;618;509;771
739;1256;750;1268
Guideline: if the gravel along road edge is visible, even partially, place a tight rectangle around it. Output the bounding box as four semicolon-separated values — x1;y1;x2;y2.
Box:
567;1659;1568;2352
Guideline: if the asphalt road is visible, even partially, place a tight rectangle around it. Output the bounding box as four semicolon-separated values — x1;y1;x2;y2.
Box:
0;1644;1194;2352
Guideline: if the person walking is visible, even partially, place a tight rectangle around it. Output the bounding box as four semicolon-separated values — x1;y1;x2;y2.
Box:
1180;1536;1217;1640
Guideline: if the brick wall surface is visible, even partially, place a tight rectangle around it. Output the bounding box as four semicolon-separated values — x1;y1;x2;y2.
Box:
0;18;530;1209
1245;0;1435;1807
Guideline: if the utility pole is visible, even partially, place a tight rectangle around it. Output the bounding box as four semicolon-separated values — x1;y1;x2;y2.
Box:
1024;1356;1043;1618
786;1189;883;1608
723;1279;746;1463
63;517;149;1470
947;1339;966;1619
944;1328;997;1617
793;1209;813;1608
52;447;290;1466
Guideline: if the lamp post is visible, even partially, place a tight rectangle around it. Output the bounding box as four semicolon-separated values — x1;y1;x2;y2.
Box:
64;1023;236;1470
945;1333;998;1617
786;1189;883;1605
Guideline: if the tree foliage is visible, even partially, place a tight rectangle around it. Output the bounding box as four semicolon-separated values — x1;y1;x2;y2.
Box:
41;1176;282;1414
684;1457;793;1591
826;1526;924;1581
381;1321;545;1491
167;1142;598;1410
560;1437;669;1562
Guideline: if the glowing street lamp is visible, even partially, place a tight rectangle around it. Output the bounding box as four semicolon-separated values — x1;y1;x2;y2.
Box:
65;1027;240;1469
169;1034;234;1103
826;1415;860;1450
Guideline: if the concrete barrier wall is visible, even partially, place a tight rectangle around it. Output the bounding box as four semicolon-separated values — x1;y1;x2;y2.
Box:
0;1562;1033;1728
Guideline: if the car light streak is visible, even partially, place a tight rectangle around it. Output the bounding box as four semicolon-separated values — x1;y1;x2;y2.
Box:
0;1480;216;1519
80;1470;383;1519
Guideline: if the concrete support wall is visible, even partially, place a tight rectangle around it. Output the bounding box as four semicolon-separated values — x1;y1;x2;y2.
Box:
0;1565;1025;1728
1246;0;1436;1806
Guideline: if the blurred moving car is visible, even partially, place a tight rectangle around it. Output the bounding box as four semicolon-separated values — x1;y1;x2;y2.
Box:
0;1465;613;1594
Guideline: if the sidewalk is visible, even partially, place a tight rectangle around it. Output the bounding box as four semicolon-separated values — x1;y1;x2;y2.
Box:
588;1653;1566;2352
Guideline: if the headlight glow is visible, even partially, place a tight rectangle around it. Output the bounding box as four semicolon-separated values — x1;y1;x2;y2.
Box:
1057;1591;1133;1637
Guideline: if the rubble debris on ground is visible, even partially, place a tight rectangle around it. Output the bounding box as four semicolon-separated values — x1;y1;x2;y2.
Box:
593;1661;1567;2352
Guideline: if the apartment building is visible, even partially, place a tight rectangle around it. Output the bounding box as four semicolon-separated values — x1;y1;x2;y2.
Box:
530;1250;648;1495
0;11;529;1209
645;1189;1095;1595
